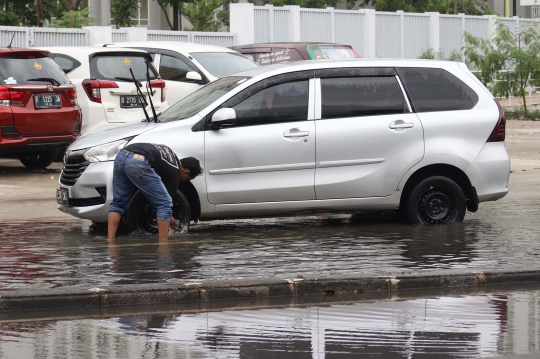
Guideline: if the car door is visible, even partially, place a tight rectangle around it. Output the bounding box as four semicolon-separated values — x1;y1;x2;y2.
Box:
314;68;424;199
205;74;316;204
156;50;205;105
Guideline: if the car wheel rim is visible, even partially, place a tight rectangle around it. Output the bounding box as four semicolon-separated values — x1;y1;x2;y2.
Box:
418;187;455;224
140;202;158;233
138;200;184;234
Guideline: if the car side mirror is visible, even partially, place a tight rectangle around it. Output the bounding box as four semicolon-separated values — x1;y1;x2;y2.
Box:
186;71;203;82
210;108;236;129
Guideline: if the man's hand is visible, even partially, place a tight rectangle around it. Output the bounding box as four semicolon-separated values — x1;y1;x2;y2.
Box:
169;216;179;231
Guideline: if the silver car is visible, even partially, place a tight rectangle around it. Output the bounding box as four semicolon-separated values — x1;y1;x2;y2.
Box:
57;59;510;232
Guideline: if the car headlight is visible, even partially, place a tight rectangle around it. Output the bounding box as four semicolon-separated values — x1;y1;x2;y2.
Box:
83;139;130;163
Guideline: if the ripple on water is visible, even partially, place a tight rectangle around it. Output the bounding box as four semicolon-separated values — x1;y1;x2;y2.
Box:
1;289;539;358
0;199;538;290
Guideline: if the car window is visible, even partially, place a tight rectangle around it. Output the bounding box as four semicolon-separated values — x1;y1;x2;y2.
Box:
308;45;360;60
51;54;81;74
0;55;70;85
159;54;195;82
159;76;250;123
397;68;478;112
321;77;406;119
89;53;157;82
190;52;257;78
228;80;309;127
270;48;304;63
246;49;304;66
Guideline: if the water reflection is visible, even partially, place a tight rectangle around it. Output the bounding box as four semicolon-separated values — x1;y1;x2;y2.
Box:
0;200;538;290
2;289;540;358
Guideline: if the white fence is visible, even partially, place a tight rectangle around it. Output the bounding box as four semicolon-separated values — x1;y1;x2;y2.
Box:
0;26;236;48
231;4;540;60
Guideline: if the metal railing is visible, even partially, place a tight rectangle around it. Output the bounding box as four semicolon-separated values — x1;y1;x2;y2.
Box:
1;26;237;48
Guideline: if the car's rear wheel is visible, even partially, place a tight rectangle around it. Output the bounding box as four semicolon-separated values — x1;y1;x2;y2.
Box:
401;176;466;224
123;189;191;234
19;149;58;169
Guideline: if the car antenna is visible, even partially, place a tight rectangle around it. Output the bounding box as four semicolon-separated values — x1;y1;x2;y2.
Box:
7;34;15;49
128;68;151;123
144;59;158;122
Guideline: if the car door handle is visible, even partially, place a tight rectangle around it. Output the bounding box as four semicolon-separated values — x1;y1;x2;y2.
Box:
389;122;414;129
283;131;310;138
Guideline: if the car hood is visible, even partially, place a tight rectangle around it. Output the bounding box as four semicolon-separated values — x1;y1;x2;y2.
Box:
70;122;160;151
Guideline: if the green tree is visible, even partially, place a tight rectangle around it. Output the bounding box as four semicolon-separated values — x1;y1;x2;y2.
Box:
418;48;461;60
50;7;98;28
263;0;357;9
0;10;19;26
464;22;540;116
360;0;491;14
182;0;226;31
110;0;140;28
63;0;83;10
0;0;68;26
154;0;193;30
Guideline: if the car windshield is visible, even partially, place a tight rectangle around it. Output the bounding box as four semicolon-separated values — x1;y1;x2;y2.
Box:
159;76;251;123
0;55;70;85
191;52;257;78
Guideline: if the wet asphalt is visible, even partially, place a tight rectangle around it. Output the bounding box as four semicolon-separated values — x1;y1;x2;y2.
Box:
0;198;538;291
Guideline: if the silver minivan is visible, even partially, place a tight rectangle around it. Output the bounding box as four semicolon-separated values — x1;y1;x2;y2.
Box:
57;59;510;233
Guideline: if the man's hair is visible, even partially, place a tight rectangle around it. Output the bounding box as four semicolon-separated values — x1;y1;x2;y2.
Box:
180;157;203;177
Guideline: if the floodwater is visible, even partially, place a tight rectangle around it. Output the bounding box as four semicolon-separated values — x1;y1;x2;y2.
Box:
0;199;538;291
2;288;540;358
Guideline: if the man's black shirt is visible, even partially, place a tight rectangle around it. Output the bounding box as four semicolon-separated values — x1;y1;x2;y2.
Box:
124;143;180;198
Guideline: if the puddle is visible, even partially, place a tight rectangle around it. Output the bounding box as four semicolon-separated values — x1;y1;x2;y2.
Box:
1;288;540;358
0;199;538;291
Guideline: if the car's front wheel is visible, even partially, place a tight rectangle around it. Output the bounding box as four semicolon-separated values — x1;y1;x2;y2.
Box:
19;149;58;169
401;176;466;224
123;189;191;234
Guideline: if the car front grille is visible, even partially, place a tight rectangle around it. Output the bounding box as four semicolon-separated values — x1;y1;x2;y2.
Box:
69;197;105;207
60;149;89;186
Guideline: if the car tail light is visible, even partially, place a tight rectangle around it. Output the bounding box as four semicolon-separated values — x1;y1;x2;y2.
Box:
65;88;77;104
2;126;21;139
150;79;166;102
487;100;506;142
0;86;25;106
82;79;118;103
73;122;81;136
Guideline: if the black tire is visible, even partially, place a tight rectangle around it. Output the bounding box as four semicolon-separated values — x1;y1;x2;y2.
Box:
401;176;466;225
123;189;191;234
19;149;58;169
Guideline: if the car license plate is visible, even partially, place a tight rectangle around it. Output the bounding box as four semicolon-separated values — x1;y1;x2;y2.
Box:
120;95;145;108
34;94;62;109
56;188;69;206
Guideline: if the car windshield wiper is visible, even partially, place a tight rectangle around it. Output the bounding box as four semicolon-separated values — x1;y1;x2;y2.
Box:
27;78;61;86
115;77;142;87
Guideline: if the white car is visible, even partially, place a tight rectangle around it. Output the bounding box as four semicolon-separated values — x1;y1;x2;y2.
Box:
42;47;167;134
101;42;258;105
56;59;510;232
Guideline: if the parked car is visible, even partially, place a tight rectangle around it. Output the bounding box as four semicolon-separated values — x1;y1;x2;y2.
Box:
101;42;258;105
57;59;509;231
0;48;81;169
231;42;361;66
41;47;166;135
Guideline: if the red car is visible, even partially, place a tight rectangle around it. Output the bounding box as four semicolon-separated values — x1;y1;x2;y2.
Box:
0;48;81;168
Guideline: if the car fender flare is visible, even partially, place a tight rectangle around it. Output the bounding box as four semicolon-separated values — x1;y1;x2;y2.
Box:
179;180;201;222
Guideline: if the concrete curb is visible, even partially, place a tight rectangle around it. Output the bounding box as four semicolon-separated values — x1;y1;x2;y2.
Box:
1;267;540;312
